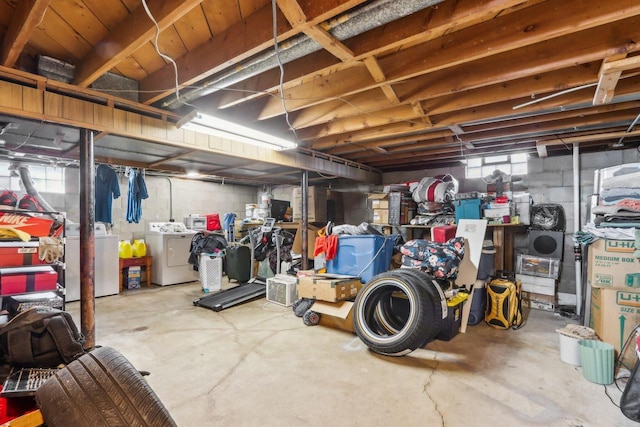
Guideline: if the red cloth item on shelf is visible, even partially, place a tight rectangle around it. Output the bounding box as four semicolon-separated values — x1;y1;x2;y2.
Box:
325;235;339;261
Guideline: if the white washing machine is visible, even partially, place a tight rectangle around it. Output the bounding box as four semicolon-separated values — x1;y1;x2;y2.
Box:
65;223;119;302
145;222;198;286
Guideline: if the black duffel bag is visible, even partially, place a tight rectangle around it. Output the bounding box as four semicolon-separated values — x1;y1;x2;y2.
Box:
0;306;86;367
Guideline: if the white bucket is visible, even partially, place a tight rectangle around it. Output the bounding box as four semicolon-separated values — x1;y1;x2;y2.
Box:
558;332;582;366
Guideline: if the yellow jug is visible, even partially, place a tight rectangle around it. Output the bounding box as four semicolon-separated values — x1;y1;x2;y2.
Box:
119;240;133;258
132;239;147;257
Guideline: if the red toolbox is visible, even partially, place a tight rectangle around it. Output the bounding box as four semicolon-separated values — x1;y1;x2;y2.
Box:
432;225;457;243
0;266;58;295
0;243;47;267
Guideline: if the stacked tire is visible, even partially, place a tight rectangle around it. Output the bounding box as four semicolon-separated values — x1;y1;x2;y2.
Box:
353;269;448;356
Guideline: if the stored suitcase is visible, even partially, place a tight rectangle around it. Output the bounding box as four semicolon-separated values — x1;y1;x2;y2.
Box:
226;245;251;282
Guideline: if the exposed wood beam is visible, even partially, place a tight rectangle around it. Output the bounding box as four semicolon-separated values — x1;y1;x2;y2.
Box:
304;25;354;61
276;0;307;27
139;0;367;104
593;54;628;105
412;102;432;126
601;55;640;74
74;0;203;87
257;0;640;119
291;61;601;132
538;129;640;146
362;57;399;103
213;0;527;110
148;150;198;167
0;0;51;67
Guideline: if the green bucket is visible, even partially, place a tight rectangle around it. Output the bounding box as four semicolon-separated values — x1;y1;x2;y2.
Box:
578;339;614;385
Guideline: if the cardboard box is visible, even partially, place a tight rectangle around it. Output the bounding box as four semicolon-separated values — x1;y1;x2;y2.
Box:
127;266;141;289
590;287;640;366
588;239;640;290
372;209;389;224
291;223;321;257
368;193;389;209
516;274;556;296
522;291;555;311
292;187;327;222
312;300;354;332
297;274;362;302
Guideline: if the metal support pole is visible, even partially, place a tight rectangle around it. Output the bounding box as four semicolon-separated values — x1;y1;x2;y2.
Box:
79;128;96;349
573;143;583;317
301;170;309;269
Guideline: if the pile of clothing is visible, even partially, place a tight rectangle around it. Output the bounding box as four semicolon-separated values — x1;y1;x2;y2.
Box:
592;165;640;228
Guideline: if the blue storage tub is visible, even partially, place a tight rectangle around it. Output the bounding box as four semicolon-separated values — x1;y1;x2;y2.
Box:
326;235;393;283
454;199;482;224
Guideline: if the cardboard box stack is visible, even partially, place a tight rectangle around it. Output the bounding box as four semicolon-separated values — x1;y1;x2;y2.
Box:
516;254;560;311
588;238;640;366
292;186;327;222
369;191;415;225
297;273;363;332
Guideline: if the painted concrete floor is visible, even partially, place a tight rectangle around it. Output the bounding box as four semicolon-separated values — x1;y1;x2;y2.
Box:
66;280;637;427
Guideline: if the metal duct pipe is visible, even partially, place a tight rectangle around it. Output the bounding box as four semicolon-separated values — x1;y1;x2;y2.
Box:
16;165;57;212
165;0;445;109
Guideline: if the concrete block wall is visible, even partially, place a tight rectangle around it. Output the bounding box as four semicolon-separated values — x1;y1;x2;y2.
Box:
374;147;640;303
57;170;260;241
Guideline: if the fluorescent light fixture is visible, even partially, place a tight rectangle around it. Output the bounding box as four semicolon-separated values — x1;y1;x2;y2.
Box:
186;171;200;178
176;111;297;151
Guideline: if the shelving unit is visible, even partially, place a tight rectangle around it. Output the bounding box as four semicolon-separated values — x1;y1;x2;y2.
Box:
0;209;66;313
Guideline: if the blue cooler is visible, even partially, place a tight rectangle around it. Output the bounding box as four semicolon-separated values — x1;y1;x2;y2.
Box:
326;235;393;283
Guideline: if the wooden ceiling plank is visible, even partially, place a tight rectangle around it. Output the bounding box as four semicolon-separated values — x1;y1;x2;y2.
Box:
593;54;628;105
601;55;640;74
258;0;640;119
173;6;213;51
219;0;524;111
148;150;198;167
539;129;640;146
139;0;365;104
74;0;203;87
297;104;417;140
0;0;52;67
276;0;307;27
434;74;640;130
304;25;354;61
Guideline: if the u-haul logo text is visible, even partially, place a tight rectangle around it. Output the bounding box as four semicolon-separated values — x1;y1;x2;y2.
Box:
606;240;636;253
616;291;640;308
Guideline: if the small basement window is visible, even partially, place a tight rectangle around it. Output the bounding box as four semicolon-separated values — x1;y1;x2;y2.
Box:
0;162;66;194
464;153;528;179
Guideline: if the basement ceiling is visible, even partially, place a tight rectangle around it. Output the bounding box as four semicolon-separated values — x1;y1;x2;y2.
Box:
0;0;640;185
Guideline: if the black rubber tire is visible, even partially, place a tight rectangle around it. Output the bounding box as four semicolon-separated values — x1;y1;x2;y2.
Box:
35;346;177;427
353;270;443;356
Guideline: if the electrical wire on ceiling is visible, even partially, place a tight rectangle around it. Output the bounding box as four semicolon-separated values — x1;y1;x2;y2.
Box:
271;0;301;146
613;110;640;148
141;0;183;107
